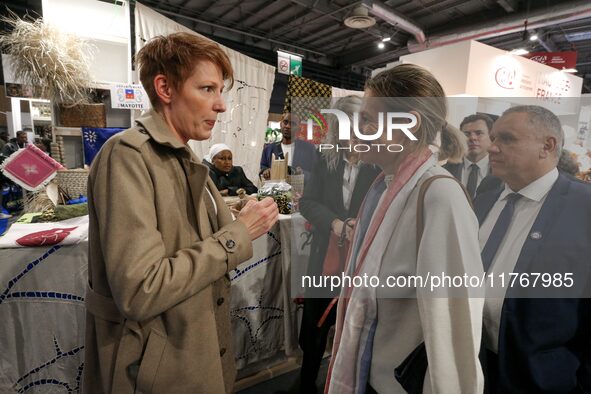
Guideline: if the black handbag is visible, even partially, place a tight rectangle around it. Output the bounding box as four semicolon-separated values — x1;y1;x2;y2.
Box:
394;175;472;393
394;342;427;394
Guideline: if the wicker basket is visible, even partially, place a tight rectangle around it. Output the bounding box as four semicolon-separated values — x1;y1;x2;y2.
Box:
59;104;106;127
56;169;89;199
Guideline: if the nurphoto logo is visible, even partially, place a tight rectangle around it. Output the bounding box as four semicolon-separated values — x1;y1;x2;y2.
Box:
305;109;418;153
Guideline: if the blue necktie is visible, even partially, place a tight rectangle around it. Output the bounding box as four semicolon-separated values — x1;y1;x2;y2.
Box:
481;193;522;271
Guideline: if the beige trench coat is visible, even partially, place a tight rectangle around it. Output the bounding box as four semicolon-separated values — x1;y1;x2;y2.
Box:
83;110;253;394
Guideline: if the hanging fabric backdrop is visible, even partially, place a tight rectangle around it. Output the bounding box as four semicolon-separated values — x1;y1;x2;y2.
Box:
282;76;363;144
135;3;275;182
332;86;364;98
283;75;331;144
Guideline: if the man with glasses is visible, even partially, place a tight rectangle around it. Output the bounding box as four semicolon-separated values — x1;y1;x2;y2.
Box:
444;113;502;198
260;112;317;180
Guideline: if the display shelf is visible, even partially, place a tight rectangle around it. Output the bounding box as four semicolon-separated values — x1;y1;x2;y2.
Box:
53;126;82;137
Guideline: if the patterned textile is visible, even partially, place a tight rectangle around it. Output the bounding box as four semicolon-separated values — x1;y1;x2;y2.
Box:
0;145;64;191
0;244;87;394
0;215;309;391
82;127;125;166
0;216;88;248
284;76;332;144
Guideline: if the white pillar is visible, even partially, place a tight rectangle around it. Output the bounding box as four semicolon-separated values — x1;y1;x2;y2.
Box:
9;98;22;137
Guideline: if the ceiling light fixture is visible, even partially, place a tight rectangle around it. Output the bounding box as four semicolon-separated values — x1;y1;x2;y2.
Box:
344;5;376;29
377;42;385;49
510;48;529;55
529;33;538;41
382;37;391;42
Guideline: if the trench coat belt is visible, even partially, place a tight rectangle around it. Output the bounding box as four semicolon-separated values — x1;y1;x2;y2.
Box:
85;283;123;323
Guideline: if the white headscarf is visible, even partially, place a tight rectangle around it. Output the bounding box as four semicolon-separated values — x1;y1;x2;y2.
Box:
206;143;232;162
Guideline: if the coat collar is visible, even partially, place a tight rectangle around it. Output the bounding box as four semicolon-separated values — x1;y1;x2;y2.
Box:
135;109;187;151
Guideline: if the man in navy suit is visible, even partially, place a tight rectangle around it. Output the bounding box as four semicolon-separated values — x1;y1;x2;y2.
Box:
260;112;317;180
474;105;591;393
444;113;502;198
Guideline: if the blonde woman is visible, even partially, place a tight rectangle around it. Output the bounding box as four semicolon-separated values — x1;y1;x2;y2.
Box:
326;64;484;394
299;95;380;393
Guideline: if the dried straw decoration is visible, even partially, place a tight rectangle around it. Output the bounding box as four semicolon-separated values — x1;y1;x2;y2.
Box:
0;13;94;105
22;189;55;214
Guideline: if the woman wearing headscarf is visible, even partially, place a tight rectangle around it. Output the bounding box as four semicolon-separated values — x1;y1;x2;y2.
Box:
207;143;258;196
298;95;380;393
326;64;484;394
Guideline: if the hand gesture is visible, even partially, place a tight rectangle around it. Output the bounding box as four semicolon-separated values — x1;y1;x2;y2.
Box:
237;197;279;240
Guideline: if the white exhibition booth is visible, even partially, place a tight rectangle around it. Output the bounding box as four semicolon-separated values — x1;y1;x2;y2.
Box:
38;0;275;182
392;40;590;168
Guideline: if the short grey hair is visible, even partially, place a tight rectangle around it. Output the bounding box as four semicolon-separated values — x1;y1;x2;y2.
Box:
502;105;563;157
322;95;363;171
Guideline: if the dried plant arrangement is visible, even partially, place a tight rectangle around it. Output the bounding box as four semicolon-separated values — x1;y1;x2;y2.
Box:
0;12;94;105
22;189;55;214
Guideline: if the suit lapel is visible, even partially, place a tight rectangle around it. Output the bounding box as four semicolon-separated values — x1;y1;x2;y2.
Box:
474;187;503;225
274;142;284;160
332;159;345;214
512;175;569;275
349;164;372;217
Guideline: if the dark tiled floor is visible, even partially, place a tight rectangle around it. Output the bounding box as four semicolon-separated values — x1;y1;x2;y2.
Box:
237;357;329;394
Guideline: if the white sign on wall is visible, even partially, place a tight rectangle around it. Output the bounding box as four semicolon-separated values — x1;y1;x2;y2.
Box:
109;83;150;110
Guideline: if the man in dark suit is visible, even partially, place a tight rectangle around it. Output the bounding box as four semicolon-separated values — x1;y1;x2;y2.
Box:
260;112;317;180
444;114;502;198
474;105;591;393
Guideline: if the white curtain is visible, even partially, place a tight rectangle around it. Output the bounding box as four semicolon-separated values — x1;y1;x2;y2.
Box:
331;86;363;98
135;3;275;182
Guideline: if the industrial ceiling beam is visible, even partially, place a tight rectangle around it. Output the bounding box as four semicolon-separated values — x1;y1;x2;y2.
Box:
152;7;327;56
407;0;591;52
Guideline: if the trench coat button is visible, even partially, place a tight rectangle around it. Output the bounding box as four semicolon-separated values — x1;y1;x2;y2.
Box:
220;348;226;357
217;297;225;306
127;362;140;380
226;239;236;249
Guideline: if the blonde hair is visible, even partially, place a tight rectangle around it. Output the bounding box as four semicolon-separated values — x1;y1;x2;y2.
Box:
364;64;466;162
322;95;362;171
136;32;233;110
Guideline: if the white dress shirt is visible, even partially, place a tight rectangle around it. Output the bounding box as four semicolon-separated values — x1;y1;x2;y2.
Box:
480;168;559;353
281;142;293;166
461;155;490;188
342;158;360;211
